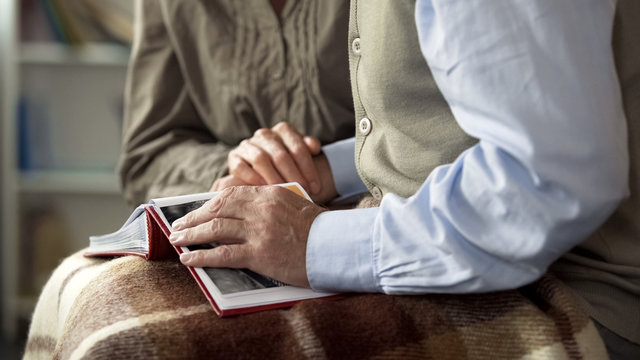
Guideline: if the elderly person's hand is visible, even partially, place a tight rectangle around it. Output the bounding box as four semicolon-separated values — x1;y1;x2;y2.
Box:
227;122;322;194
170;185;327;288
213;122;338;204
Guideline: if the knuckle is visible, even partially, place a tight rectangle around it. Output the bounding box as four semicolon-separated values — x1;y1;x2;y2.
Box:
208;219;221;234
181;229;192;242
228;153;241;166
273;122;288;131
282;122;300;135
254;128;270;138
221;186;237;198
183;212;196;226
206;195;225;215
229;153;242;165
253;151;269;164
216;246;234;264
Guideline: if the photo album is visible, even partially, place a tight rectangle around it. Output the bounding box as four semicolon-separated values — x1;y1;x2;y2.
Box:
85;183;335;316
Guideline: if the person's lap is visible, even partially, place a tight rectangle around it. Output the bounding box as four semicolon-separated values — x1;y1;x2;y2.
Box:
24;250;609;359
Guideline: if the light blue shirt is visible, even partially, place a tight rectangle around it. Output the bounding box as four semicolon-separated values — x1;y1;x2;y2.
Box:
307;0;629;294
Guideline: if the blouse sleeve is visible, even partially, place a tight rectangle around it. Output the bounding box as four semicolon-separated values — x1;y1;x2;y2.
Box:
119;0;233;206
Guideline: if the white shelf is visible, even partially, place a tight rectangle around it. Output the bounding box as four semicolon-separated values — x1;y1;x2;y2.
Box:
20;42;130;66
19;170;121;195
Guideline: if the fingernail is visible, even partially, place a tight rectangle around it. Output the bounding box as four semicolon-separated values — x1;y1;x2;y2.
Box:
180;252;192;264
169;231;184;244
172;219;185;230
310;181;320;194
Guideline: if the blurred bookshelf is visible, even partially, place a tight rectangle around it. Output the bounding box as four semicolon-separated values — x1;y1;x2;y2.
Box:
19;170;121;194
20;42;130;66
1;0;133;343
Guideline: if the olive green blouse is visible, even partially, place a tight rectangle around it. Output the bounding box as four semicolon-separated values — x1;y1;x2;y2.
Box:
119;0;354;206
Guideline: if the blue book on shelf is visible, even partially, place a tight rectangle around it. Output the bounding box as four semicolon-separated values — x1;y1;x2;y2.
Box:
17;96;55;171
17;97;32;170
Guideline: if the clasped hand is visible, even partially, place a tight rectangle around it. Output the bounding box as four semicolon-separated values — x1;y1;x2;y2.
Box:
211;122;337;204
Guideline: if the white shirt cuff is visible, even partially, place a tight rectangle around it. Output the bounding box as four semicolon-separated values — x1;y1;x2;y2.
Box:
306;207;380;292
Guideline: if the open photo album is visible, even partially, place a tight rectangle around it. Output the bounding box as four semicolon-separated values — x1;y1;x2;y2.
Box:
85;183;335;316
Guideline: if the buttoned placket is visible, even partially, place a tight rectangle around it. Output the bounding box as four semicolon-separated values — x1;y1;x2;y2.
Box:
353;36;371;138
270;19;288;124
352;27;380;197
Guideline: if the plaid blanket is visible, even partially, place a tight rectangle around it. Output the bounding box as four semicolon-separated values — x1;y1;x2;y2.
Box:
25;249;607;359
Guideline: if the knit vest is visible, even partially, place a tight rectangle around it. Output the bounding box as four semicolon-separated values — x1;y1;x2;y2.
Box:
348;0;476;200
348;0;640;344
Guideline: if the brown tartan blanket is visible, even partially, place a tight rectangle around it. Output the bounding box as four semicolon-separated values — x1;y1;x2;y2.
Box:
25;249;608;359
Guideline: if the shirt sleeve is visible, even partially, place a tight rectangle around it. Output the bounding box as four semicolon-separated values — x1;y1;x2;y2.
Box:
322;137;368;200
306;0;629;293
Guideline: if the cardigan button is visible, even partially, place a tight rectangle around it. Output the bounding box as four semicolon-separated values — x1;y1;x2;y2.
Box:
352;37;361;55
359;117;371;135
